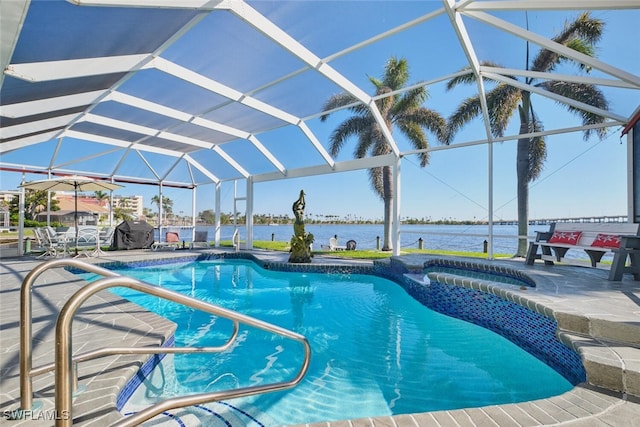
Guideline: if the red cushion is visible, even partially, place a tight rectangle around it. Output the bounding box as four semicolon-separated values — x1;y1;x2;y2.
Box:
548;231;582;245
591;233;621;248
166;232;180;243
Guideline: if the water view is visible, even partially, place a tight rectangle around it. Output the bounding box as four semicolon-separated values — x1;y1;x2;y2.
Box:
166;223;574;257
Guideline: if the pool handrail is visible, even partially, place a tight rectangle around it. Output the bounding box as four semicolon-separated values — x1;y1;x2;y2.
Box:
19;258;311;427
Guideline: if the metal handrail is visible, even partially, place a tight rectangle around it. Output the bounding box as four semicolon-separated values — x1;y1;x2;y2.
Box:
19;259;311;427
21;259;238;399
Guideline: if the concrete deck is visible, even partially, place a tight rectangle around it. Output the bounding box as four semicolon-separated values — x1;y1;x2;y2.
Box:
1;249;640;426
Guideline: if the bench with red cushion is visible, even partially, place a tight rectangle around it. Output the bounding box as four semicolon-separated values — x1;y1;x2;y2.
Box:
525;222;640;268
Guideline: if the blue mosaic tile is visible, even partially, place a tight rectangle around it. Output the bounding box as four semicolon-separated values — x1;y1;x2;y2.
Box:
116;334;175;411
402;274;585;385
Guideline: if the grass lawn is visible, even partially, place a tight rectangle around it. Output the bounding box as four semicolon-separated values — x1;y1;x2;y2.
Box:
221;240;512;260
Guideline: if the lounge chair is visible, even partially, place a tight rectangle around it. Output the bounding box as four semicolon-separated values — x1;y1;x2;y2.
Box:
329;237;346;251
151;231;180;251
99;227;115;247
190;230;209;249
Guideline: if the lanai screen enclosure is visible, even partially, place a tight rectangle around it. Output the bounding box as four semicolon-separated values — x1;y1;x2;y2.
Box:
1;0;639;255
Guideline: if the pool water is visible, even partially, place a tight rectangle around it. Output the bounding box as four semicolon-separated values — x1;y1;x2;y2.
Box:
88;259;572;425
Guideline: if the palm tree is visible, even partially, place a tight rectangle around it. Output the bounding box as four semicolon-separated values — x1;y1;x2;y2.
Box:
151;195;173;226
321;57;447;251
94;190;109;224
446;12;609;256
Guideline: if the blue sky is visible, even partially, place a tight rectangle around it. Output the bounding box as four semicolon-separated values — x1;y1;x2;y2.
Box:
1;4;637;222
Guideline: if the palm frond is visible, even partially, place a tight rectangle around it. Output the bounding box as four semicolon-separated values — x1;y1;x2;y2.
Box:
531;12;603;73
446;95;482;142
485;83;522;137
446;67;476;90
320;92;361;122
401;108;447;145
446;61;505;90
541;80;609;140
354;126;376;159
382;57;410;91
391;86;427;117
329;116;374;157
397;120;430;166
563;11;604;45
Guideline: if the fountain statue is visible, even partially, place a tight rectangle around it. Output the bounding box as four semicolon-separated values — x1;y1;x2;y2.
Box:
288;190;314;263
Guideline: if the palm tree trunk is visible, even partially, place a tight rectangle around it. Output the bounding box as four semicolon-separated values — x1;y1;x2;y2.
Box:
382;165;393;251
516;135;530;257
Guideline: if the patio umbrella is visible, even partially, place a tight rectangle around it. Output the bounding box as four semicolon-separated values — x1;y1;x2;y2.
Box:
21;175;123;256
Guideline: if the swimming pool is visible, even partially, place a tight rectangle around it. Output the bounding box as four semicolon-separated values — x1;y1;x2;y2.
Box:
83;257;576;426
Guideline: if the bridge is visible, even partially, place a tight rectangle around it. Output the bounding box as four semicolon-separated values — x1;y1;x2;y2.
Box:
494;215;629;226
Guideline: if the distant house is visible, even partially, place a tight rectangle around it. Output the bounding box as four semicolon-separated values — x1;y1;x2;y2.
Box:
36;210;98;227
43;194;111;226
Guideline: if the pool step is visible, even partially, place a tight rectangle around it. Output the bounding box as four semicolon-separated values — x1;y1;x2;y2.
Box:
122;401;273;426
554;311;640;347
558;331;640;398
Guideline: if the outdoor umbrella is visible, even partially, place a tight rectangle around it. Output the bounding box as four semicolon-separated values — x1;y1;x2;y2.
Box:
21;175;123;256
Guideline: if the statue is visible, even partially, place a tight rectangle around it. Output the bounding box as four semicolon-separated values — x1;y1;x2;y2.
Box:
288;190;314;263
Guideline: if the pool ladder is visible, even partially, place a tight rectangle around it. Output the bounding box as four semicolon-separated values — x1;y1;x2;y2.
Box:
18;258;311;427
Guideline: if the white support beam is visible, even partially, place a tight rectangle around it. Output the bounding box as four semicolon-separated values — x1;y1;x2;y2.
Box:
247;135;286;174
462;0;640;11
392;157;401;256
159;155;185;182
135;150;162;181
402;121;622;156
62;130;185;157
0;113;80;139
0;90;107;118
69;0;221;7
465;10;640;88
152;57;299;124
53;146;123;170
484;71;628;123
1;0;30;88
0;130;60;153
107;91;193;122
253;153;396;183
184;154;220;183
370;106;401;158
245;176;254;249
212;145;250;178
214;181;221;246
107;91;285;173
230;0;404;163
105;92;285;173
444;0;494;142
4;54;153;82
480;66;640;89
225;1;373;105
82;113;216;149
298;122;335;167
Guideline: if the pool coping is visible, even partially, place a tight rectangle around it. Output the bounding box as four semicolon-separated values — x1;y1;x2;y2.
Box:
1;249;640;426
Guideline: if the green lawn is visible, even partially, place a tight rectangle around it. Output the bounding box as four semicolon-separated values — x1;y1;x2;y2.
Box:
222;240;512;260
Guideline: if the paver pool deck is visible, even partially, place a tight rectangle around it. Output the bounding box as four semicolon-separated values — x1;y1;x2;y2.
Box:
1;249;639;426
